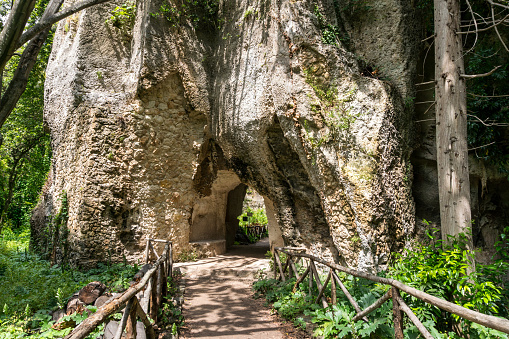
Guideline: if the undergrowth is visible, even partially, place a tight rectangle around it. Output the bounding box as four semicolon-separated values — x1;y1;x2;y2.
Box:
0;228;138;338
254;230;509;338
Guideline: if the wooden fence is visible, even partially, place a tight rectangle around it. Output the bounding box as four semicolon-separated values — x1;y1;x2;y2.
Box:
64;239;173;339
273;247;509;338
243;224;268;238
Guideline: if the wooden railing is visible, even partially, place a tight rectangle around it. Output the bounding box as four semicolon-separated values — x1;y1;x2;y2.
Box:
273;247;509;337
243;224;268;238
64;239;173;339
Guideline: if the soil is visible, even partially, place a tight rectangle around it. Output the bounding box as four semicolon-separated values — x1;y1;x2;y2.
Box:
177;239;310;339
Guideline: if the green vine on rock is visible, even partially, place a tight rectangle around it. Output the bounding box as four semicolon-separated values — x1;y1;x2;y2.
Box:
313;4;343;46
303;67;359;147
42;191;69;267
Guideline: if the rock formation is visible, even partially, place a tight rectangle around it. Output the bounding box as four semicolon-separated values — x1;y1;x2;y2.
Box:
35;0;420;270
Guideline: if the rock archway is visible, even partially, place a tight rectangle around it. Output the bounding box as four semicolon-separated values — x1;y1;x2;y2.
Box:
189;170;283;257
36;0;417;270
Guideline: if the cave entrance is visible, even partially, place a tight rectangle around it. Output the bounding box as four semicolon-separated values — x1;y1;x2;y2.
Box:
189;171;283;258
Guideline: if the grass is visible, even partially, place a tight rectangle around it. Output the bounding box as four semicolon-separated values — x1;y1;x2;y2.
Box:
0;227;138;338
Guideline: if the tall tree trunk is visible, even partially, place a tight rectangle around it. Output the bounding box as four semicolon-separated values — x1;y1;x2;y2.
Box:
0;0;36;73
0;159;21;233
434;0;474;251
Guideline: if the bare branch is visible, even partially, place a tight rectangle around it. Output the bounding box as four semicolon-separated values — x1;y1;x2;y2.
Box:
468;92;509;98
463;0;478;55
469;142;496;151
423;101;436;115
416;80;435;86
461;65;501;79
491;4;509;52
460;14;509;32
421;34;435;43
486;0;509;11
17;0;111;49
467;114;509;126
419;39;434;85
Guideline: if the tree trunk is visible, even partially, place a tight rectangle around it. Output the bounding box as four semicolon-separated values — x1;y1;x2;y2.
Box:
0;0;36;73
0;28;51;128
434;0;474;252
0;159;22;233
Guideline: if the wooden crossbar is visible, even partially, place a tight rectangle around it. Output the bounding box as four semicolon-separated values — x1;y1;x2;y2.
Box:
274;247;509;335
65;240;173;339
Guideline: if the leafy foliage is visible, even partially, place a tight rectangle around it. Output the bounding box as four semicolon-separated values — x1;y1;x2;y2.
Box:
313;4;343;46
151;0;221;32
0;233;138;338
238;207;268;227
158;271;184;334
389;228;509;336
0;27;52;234
106;1;136;31
237;207;268;243
254;229;508;338
466;48;509;171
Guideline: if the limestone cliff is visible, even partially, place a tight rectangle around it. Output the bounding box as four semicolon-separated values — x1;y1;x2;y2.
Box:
35;0;417;270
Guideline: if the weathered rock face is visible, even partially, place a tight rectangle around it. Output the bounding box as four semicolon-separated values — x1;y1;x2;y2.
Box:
37;0;417;270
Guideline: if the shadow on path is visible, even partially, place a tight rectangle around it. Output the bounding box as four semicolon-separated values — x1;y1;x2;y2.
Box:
178;239;302;339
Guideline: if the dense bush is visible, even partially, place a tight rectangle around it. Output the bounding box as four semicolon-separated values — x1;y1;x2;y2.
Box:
0;230;138;338
254;230;509;338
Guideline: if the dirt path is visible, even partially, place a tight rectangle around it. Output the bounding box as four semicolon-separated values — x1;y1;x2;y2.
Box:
177;239;308;339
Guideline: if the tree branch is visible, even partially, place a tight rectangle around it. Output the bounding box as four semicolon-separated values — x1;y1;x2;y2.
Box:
459;14;509;33
0;0;37;76
468;142;496;151
491;4;509;52
468;92;509;98
416;80;435;86
17;0;111;49
461;65;501;79
0;29;51;129
486;0;509;11
463;0;479;55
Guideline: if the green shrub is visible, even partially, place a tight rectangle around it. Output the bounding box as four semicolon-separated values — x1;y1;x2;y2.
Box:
151;0;221;31
0;232;138;338
238;207;268;227
389;228;509;336
106;1;136;32
254;231;509;339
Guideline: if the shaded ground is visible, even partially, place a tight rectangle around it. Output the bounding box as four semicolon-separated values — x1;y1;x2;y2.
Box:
177;239;309;339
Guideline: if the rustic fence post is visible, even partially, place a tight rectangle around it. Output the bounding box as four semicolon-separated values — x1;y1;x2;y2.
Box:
308;262;313;297
125;299;138;339
144;239;150;264
331;270;337;305
113;298;135;339
274;250;285;282
169;242;173;277
156;263;162;308
150;273;158;321
392;287;404;339
273;250;277;279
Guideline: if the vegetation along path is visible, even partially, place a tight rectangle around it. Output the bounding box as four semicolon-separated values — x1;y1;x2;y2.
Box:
176;239;308;339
